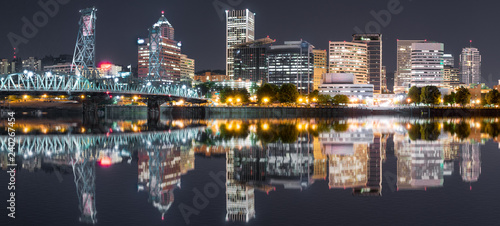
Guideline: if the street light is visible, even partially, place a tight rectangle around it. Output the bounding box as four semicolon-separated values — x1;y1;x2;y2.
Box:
262;97;269;104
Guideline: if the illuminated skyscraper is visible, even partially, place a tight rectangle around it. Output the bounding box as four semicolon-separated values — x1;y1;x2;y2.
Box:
233;37;274;82
137;12;181;82
328;41;368;84
395;40;425;91
313;49;327;90
460;47;481;86
410;42;444;87
267;40;315;93
226;9;255;78
443;65;460;89
352;34;382;93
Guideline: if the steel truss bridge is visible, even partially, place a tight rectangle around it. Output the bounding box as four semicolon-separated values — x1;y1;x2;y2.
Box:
0;72;205;103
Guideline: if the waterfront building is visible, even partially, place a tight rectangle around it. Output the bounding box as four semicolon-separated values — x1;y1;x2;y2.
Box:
180;54;195;81
318;73;374;100
460;47;481;86
410;42;444;87
233;37;274;82
218;79;262;93
137;12;181;82
328;41;367;84
352;34;382;93
313;49;327;90
267;40;315;94
226;9;255;79
193;71;229;82
395;40;426;91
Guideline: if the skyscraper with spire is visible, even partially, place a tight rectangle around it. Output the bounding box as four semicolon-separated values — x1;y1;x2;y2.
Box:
138;11;181;82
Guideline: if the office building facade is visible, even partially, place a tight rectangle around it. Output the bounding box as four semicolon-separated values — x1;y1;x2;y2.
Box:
226;9;255;79
352;34;382;93
395;40;426;90
180;54;195;81
313;49;327;90
410;42;444;87
233;37;274;82
267;41;314;94
328;41;368;84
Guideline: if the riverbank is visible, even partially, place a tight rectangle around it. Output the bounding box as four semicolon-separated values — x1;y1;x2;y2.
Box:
5;101;500;119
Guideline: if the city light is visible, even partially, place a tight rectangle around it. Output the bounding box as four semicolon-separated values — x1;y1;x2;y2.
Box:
236;98;241;103
100;156;112;167
227;98;233;104
81;95;85;99
262;97;270;104
262;123;269;130
23;95;28;99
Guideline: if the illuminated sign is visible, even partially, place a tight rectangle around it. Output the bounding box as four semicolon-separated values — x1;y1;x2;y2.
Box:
137;38;145;45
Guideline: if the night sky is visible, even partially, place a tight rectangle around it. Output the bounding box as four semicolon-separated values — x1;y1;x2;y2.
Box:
1;0;498;86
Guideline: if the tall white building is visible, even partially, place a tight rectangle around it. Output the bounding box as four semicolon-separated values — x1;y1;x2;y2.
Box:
226;9;255;78
395;40;425;90
410;42;444;87
443;53;454;67
460;47;481;86
328;41;368;84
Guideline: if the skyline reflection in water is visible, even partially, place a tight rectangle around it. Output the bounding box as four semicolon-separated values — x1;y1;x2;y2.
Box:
1;117;498;225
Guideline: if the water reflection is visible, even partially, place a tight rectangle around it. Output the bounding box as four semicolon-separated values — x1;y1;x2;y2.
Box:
1;117;498;224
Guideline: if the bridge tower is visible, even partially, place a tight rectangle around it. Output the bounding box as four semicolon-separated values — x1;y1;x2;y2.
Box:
72;7;98;79
148;25;163;81
72;148;98;224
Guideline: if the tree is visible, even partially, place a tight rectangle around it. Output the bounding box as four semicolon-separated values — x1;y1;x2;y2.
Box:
443;92;455;105
308;90;319;100
420;86;441;105
235;88;250;103
256;83;278;103
317;94;332;105
332;95;349;105
278;83;299;103
408;86;421;104
486;89;500;105
420;122;441;141
219;87;233;104
455;87;471;106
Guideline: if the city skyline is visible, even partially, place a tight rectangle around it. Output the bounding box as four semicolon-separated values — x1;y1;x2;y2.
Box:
1;0;498;86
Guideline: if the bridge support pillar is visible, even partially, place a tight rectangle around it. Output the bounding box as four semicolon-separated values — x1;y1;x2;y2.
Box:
82;96;107;126
147;97;167;130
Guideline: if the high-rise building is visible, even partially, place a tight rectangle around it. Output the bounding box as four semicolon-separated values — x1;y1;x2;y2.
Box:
267;41;315;94
226;9;255;79
22;57;42;72
137;12;181;82
328;41;368;84
460;47;481;86
443;53;454;67
233;37;274;82
0;59;10;74
395;40;426;90
313;49;327;90
180;54;195;81
381;66;387;93
352;34;382;93
443;65;460;89
410;42;444;87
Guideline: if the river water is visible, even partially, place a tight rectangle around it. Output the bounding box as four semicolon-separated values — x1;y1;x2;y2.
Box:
1;116;500;226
